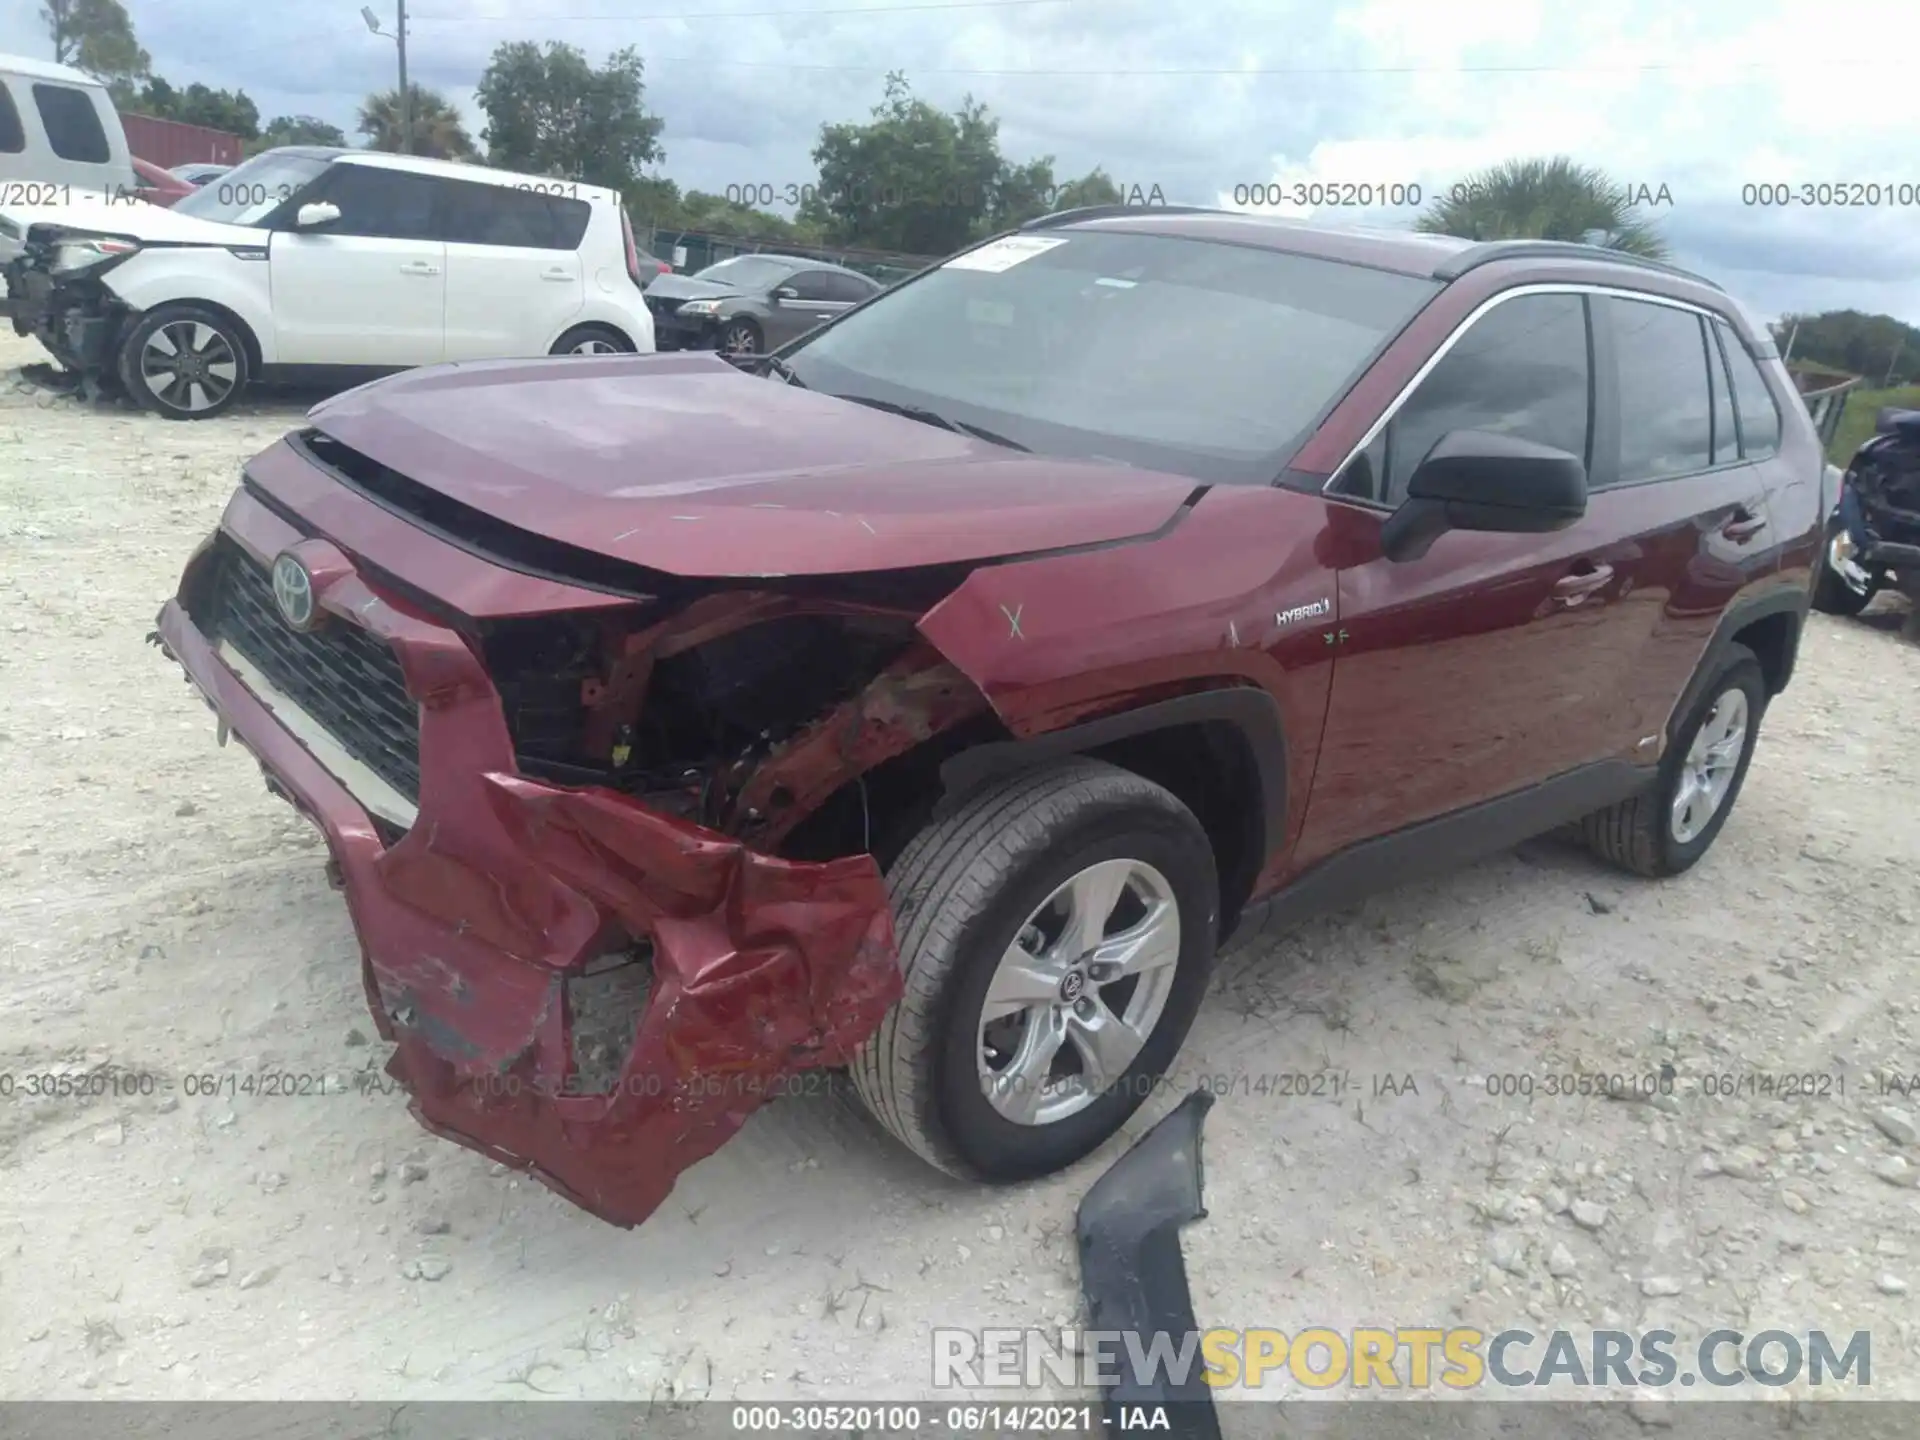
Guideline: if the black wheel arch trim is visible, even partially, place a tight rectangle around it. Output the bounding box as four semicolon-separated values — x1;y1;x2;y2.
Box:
937;686;1288;869
1666;585;1808;738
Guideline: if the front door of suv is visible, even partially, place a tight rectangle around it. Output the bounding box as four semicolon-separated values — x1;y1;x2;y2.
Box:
439;180;590;359
1295;289;1653;866
269;162;446;367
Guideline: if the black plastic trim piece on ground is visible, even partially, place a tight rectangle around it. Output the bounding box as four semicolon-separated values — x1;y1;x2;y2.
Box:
1076;1089;1221;1440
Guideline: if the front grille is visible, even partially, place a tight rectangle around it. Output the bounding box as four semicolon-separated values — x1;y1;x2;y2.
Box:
206;540;423;803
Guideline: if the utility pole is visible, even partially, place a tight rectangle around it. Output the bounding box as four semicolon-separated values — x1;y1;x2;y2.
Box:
1885;337;1905;388
361;3;412;154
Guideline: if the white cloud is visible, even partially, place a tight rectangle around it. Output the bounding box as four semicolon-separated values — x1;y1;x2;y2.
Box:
0;0;1914;318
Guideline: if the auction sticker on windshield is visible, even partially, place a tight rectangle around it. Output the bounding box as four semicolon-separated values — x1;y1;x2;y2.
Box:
944;235;1070;272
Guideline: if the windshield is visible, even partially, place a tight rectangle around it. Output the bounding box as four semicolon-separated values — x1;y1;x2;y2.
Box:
692;256;798;290
782;230;1439;484
172;152;332;227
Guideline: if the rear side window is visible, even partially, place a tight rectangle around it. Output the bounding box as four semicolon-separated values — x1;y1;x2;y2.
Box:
1716;320;1783;459
437;181;590;249
322;164;438;239
1611;297;1713;483
1367;292;1592;506
1708;326;1739;464
32;83;109;164
0;81;24;154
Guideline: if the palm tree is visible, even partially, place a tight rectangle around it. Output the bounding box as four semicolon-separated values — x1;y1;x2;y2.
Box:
1416;157;1669;260
356;86;475;161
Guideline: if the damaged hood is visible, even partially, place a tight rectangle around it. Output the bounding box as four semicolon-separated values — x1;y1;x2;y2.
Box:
0;195;258;248
304;352;1199;577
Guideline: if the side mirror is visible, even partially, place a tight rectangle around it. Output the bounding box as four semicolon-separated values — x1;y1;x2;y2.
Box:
1379;429;1588;563
294;201;342;229
771;286;798;303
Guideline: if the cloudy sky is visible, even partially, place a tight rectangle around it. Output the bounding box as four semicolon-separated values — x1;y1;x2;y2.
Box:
5;0;1918;326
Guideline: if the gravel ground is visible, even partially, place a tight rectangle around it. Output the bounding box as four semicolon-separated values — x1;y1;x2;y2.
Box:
2;330;1919;1414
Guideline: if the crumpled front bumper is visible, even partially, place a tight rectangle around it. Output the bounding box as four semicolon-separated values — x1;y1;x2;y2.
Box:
154;514;903;1228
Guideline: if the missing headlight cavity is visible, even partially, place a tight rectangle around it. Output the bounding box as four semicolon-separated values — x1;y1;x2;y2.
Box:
566;942;656;1095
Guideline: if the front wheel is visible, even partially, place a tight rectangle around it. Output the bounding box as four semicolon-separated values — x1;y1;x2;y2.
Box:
1812;522;1880;616
717;319;761;357
850;758;1220;1183
116;304;250;419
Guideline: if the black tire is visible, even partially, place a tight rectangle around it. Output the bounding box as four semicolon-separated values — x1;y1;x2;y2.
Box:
1582;643;1766;878
850;757;1220;1183
549;323;635;356
1811;522;1879;617
717;318;761;356
116;303;251;419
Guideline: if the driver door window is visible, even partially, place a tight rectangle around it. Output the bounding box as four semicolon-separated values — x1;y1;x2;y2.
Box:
1336;293;1592;505
269;163;446;366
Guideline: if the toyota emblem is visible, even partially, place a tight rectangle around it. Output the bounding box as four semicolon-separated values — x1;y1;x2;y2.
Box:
271;552;317;630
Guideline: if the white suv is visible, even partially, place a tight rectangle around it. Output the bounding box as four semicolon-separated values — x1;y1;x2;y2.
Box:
0;146;656;418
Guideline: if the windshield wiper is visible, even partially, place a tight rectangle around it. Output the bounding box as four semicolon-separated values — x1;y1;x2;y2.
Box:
829;393;1030;452
756;354;808;388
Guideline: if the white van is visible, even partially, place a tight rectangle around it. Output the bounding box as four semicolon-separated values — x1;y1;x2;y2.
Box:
1;53;142;298
0;52;136;192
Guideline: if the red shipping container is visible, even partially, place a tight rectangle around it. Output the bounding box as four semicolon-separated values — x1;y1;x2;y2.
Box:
120;112;244;169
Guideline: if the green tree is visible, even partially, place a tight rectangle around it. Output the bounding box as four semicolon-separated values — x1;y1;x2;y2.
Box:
476;41;664;189
1415;156;1670;259
800;74;1003;255
1772;310;1920;387
43;0;149;101
249;115;349;156
357;85;475;160
624;177;824;245
132;78;259;138
799;76;1127;255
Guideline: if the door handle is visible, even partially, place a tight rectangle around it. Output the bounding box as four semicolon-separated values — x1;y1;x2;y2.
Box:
1552;563;1614;603
398;261;440;276
541;268;573;281
1721;505;1768;542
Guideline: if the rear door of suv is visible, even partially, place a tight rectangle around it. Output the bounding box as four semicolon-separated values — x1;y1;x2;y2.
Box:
439;179;589;359
1603;296;1780;753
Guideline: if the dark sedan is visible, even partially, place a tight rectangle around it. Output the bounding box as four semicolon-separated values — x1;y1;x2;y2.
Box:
644;253;881;354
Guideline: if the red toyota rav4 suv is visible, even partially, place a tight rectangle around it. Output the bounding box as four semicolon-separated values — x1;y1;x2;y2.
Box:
156;207;1821;1227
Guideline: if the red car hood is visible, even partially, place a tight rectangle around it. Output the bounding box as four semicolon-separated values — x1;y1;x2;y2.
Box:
305;352;1197;578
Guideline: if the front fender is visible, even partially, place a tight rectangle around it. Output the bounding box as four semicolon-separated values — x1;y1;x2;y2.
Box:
103;249;277;361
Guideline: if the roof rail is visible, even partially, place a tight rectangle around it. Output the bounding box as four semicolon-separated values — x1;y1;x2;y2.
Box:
1020;203;1224;230
1432;240;1723;292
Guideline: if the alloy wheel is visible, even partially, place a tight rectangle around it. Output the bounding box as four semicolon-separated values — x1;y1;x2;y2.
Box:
976;857;1182;1127
1670;687;1749;844
569;337;622;355
140;321;238;414
720;323;758;356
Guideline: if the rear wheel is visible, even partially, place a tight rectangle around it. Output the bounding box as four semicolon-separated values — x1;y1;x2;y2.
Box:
1812;523;1880;616
116;304;250;419
1582;643;1766;878
550;323;634;356
850;758;1220;1183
